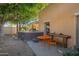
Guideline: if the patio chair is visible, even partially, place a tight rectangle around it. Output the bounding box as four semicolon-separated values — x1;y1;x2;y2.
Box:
49;33;58;47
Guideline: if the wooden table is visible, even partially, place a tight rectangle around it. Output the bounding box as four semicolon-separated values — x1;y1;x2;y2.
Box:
37;35;51;47
61;35;71;48
54;34;71;48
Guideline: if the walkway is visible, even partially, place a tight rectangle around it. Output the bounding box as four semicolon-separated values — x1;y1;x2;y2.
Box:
0;34;35;56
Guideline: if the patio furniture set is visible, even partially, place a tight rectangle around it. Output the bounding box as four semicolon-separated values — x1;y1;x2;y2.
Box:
18;31;71;48
37;33;71;48
18;21;71;48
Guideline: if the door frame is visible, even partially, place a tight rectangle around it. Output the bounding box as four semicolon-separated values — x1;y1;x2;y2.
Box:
74;12;79;48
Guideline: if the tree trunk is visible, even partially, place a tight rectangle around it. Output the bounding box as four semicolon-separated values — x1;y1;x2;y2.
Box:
0;23;4;36
17;23;19;32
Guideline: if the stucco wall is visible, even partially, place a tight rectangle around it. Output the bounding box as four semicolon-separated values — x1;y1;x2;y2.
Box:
39;3;79;48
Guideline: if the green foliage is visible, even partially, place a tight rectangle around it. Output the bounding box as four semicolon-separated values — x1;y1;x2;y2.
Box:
0;3;48;24
63;50;79;56
19;26;27;31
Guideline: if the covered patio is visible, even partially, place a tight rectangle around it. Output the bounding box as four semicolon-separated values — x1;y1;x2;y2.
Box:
0;3;79;56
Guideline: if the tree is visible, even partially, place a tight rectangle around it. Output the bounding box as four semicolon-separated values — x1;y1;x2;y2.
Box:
0;3;48;32
0;3;48;24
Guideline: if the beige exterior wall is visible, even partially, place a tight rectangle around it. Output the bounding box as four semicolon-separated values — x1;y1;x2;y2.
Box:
39;3;79;48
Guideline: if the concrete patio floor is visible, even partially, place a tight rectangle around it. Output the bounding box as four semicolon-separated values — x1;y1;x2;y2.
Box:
26;41;73;56
0;33;71;56
26;41;62;56
0;34;35;56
